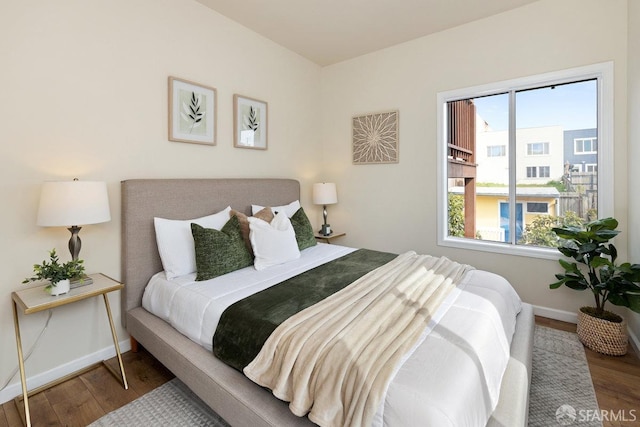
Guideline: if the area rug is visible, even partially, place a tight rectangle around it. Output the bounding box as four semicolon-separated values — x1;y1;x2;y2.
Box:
89;378;229;426
91;326;601;426
528;325;602;427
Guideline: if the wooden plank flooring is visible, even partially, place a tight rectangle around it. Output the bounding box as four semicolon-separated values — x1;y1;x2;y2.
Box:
0;349;174;427
1;317;638;426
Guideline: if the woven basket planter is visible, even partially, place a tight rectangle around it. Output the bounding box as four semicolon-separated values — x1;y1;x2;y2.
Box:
577;308;628;356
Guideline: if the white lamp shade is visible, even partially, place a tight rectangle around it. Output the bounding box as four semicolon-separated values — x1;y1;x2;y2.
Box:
37;180;111;226
312;183;338;205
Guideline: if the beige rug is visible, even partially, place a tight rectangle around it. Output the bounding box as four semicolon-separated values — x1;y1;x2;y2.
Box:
89;377;229;426
528;326;602;427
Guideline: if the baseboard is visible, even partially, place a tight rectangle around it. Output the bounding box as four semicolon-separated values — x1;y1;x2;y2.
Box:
533;304;640;357
0;338;131;405
533;305;578;324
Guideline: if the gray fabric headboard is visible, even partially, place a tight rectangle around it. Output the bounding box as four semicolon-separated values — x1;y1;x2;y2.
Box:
120;178;300;326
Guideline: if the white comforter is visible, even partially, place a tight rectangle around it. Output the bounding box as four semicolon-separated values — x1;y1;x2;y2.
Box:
142;244;522;426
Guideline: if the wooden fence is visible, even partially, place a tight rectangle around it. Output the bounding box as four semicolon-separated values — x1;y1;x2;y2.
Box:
557;172;598;219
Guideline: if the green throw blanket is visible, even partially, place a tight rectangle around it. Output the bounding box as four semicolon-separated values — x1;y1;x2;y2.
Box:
213;249;397;371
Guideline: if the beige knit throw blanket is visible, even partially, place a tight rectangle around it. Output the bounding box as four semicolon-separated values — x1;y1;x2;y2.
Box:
243;251;473;427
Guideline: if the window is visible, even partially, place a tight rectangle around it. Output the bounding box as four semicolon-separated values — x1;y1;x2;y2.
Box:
437;62;613;259
527;202;549;213
575;137;598;154
526;166;550;178
487;145;506;157
527;142;549;156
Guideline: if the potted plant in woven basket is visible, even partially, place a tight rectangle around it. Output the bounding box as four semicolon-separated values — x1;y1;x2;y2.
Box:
550;217;640;356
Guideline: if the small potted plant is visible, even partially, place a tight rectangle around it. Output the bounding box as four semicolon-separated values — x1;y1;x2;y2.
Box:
550;217;640;355
23;249;85;296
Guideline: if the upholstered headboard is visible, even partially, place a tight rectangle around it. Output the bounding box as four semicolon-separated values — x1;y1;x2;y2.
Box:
120;178;300;326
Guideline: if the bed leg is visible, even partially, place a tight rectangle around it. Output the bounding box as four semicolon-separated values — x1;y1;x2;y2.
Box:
130;337;139;353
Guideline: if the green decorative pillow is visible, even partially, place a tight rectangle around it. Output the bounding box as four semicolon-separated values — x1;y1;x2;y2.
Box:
191;215;253;281
290;207;317;250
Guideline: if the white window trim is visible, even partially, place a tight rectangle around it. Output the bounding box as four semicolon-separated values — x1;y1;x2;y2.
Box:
436;61;613;260
487;145;506;157
526;142;550;156
574;137;598;154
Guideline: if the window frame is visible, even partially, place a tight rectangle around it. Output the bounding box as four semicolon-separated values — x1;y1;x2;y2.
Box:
526;202;549;214
526;142;550;156
436;62;613;260
574;137;598;154
487;145;506;157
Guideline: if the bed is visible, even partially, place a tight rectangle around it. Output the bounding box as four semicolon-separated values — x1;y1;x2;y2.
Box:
121;178;534;427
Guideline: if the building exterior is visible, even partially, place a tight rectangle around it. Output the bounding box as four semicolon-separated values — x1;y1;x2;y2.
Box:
563;128;598;173
452;122;598;243
449;186;559;243
475;125;565;185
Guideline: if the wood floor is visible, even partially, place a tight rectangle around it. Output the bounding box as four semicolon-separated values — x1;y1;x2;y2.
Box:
0;350;175;427
1;317;638;427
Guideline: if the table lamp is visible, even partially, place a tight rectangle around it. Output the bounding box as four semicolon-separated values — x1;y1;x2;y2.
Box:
312;182;337;236
36;179;111;285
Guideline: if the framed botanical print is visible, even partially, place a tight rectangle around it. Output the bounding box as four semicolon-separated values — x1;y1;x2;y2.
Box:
234;94;268;150
168;77;217;145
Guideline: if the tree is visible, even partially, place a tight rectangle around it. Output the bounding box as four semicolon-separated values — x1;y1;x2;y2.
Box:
518;211;584;247
448;194;465;237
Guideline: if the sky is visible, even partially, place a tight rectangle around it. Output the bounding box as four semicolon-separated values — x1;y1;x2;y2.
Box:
473;79;597;131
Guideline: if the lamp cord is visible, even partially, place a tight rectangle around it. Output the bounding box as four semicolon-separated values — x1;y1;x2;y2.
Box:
0;309;53;391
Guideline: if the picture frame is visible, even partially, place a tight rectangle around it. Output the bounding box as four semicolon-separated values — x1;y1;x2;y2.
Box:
168;76;217;145
234;94;268;150
352;110;399;164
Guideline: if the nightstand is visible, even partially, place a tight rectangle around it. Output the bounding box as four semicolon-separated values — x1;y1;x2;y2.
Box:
12;273;128;427
314;231;346;244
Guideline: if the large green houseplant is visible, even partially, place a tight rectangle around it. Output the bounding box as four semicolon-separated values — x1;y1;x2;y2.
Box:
24;249;85;295
550;217;640;355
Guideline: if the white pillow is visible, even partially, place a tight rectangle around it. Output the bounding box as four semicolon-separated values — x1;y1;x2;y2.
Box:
249;211;301;271
154;206;231;279
251;200;301;218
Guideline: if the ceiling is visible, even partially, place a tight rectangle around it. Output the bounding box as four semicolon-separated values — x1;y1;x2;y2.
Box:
195;0;540;66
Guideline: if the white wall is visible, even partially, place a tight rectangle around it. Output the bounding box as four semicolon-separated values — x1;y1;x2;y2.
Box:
627;1;640;346
0;0;322;399
320;0;630;317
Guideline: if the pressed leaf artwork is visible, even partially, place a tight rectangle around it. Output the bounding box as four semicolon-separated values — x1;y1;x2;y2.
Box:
179;90;207;135
169;77;216;145
233;94;267;149
245;106;259;131
240;105;261;145
352;111;399;164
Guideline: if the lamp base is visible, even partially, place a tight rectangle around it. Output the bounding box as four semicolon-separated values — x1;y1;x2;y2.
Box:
320;224;332;236
70;275;93;289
